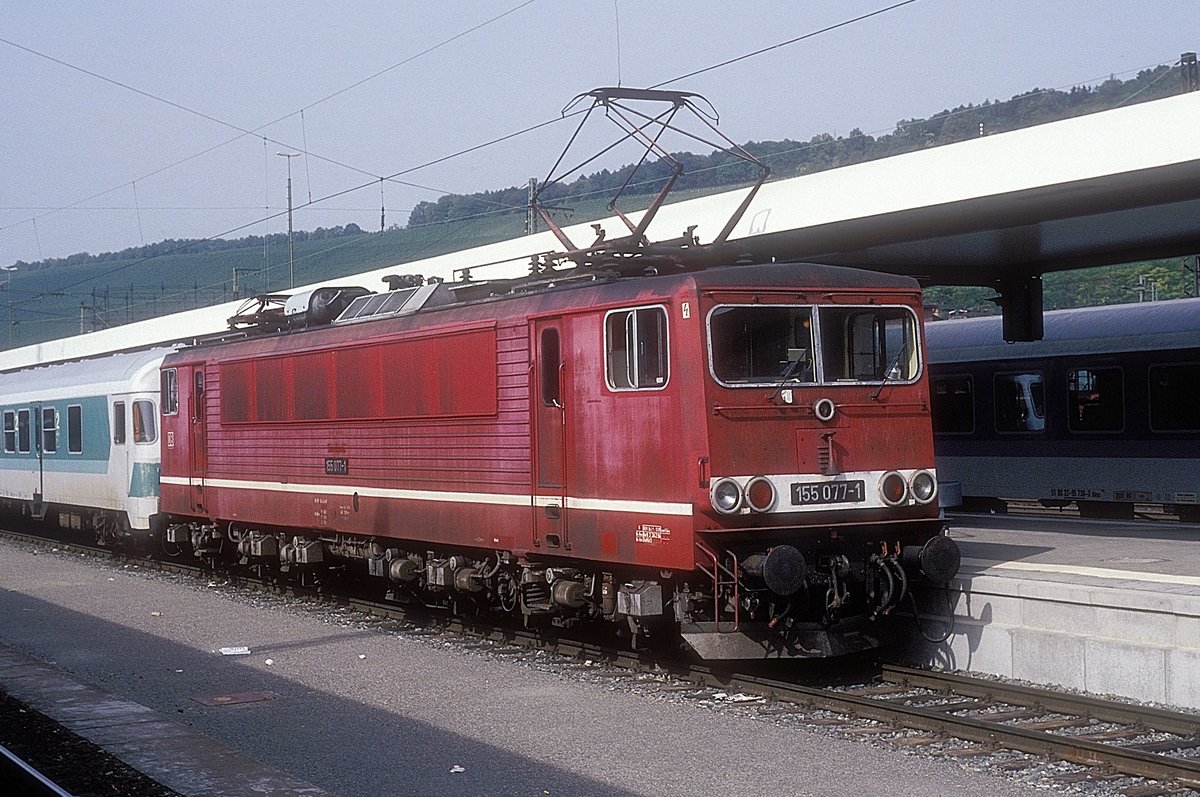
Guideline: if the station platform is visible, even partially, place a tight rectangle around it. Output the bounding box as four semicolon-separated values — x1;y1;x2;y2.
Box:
0;642;333;796
907;512;1200;710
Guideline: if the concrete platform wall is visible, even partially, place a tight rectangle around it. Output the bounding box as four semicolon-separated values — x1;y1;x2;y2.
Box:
904;563;1200;710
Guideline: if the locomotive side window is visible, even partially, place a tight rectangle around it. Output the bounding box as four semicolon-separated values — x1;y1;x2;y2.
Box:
41;407;58;454
994;373;1046;433
709;305;814;384
113;401;126;445
931;376;974;434
540;327;561;407
133;400;157;444
1068;368;1124;433
1149;362;1200;432
161;369;179;416
3;410;14;453
67;404;83;454
820;307;918;382
605;306;669;390
17;408;31;453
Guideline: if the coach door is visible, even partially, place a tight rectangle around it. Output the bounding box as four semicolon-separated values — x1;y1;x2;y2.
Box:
532;319;569;550
187;367;208;512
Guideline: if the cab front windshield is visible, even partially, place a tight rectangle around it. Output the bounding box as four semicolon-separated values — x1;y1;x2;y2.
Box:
708;304;919;386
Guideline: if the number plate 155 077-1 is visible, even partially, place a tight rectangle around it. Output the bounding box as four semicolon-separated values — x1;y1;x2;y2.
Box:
790;480;866;506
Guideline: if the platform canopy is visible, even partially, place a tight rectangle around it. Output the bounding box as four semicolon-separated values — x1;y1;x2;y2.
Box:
719;90;1200;281
3;91;1199;370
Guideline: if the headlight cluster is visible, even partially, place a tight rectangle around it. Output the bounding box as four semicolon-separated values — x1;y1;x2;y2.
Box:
879;470;938;506
710;476;777;515
711;470;937;514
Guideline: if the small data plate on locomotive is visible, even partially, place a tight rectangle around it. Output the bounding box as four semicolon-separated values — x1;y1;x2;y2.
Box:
324;458;350;476
790;479;865;506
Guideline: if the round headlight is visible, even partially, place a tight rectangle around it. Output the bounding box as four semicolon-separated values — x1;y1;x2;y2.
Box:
711;478;743;514
745;477;776;513
879;471;908;506
910;470;937;504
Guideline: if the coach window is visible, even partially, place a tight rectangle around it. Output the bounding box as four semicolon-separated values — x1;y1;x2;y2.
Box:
540;328;561;407
17;408;31;453
1149;363;1200;432
112;402;126;445
606;306;669;390
3;410;14;453
1068;368;1124;433
994;373;1045;433
931;376;974;434
161;369;179;416
67;404;83;454
133;400;157;443
41;407;58;454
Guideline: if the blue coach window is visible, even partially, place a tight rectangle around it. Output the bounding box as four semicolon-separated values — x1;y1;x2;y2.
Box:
1068;368;1123;433
133;400;157;443
2;410;13;453
931;376;974;434
995;373;1046;433
17;408;31;453
113;402;126;445
1150;363;1200;432
67;404;83;454
41;407;57;454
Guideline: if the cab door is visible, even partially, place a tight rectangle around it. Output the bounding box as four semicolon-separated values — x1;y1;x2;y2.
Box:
188;367;208;512
532;319;569;551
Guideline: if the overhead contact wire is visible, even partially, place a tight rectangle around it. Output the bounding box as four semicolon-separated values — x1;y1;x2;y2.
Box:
0;0;540;234
651;0;920;88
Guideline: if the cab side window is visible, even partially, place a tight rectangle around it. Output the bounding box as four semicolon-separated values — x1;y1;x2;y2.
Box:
605;306;669;390
161;369;179;416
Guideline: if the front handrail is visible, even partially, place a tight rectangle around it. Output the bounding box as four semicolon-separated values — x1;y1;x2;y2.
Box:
694;537;740;633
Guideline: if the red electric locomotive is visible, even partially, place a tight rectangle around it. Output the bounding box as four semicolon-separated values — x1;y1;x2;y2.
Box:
158;260;959;658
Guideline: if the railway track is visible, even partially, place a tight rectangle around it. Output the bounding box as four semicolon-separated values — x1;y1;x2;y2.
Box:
5;526;1200;795
0;742;74;797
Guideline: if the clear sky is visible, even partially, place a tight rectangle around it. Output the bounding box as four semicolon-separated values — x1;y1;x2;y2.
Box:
1;0;1195;266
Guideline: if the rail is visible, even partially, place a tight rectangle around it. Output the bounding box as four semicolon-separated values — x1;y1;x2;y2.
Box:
0;742;75;797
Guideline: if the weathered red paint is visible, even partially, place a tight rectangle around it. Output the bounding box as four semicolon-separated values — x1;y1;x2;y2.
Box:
160;262;940;575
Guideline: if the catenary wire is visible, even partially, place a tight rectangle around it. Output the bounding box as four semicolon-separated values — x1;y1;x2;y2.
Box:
0;0;540;236
650;0;919;88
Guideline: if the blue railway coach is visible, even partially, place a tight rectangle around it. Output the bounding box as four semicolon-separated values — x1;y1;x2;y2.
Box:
0;348;173;540
925;298;1200;521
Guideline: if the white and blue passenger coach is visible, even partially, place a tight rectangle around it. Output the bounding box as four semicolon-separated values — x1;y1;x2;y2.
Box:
0;348;173;540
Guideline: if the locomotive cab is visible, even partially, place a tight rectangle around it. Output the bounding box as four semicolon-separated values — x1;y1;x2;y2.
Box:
673;266;958;657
